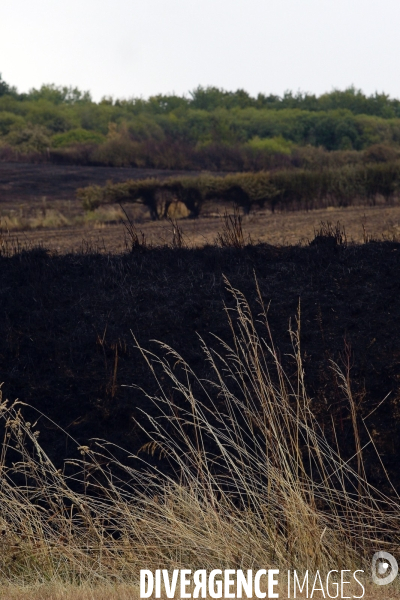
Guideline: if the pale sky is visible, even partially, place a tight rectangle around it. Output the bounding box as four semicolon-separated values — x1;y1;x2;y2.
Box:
1;0;400;102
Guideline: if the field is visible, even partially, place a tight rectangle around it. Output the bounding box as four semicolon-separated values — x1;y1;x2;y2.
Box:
2;163;400;252
1;162;400;596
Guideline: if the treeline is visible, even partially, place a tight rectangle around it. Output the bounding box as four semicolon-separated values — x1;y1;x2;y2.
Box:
2;74;400;169
3;77;400;117
77;161;400;219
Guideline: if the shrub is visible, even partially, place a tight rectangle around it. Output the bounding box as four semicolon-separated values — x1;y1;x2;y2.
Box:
0;111;26;136
91;137;142;167
78;162;400;217
51;128;105;148
364;161;400;202
247;135;294;154
49;143;100;165
363;143;400;163
5;124;51;153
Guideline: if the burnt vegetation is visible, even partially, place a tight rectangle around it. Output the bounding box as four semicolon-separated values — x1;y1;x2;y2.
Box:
0;234;399;494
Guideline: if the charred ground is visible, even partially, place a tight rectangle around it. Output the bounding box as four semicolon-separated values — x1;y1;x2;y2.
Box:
0;240;399;491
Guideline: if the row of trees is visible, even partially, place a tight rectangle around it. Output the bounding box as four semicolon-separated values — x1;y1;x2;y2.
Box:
2;97;400;150
77;161;400;219
2;74;400;167
2;76;400;117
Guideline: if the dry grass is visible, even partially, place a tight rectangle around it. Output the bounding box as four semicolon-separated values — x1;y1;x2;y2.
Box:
0;204;129;232
0;583;140;600
215;207;248;248
118;204;148;252
0;279;399;597
3;203;400;254
0;209;72;231
168;216;186;249
1;582;399;600
312;220;348;246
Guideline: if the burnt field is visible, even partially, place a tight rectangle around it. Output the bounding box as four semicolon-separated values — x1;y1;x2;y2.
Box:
2;162;400;251
1;161;400;493
0;239;399;492
0;162;204;202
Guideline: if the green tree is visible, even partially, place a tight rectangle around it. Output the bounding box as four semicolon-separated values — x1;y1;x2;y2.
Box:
27;84;92;104
0;74;16;97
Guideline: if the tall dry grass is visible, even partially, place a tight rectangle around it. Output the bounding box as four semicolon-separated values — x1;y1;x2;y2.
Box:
0;205;127;232
215;207;248;248
0;280;398;591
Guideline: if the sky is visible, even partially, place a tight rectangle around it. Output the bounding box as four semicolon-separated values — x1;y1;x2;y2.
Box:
1;0;400;102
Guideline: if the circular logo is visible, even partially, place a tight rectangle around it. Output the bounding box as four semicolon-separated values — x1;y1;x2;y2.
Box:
372;551;398;585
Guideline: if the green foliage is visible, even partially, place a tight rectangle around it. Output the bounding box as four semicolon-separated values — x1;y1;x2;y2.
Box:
52;128;106;148
189;86;253;111
26;84;92;104
5;124;51;153
4;75;400;167
126;115;165;141
0;74;17;98
78;184;108;211
140;93;190;114
0;75;9;97
0;111;25;135
91;137;142;167
24;100;78;132
247;135;294;154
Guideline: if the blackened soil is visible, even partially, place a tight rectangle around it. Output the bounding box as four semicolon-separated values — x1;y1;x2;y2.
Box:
0;241;399;491
0;162;206;203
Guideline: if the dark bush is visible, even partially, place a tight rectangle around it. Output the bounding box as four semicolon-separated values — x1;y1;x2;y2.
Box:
77;162;400;218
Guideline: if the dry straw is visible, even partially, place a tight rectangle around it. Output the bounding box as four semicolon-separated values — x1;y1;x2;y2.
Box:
0;279;398;589
215;207;248;248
